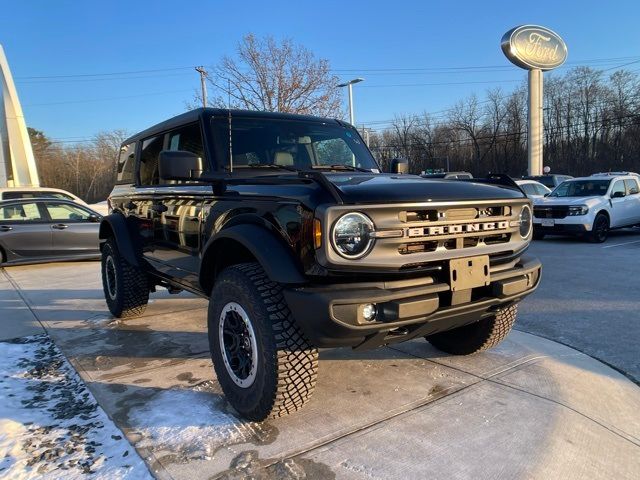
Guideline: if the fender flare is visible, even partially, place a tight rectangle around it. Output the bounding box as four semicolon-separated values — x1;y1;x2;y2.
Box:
98;213;140;267
200;223;306;286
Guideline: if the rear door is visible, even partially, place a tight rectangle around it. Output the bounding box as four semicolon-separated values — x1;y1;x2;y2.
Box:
43;202;100;256
0;202;53;260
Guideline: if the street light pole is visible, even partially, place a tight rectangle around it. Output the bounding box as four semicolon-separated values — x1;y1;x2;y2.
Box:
195;66;208;108
337;78;364;125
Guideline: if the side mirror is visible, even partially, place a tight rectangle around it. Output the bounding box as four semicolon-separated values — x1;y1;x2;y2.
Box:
390;158;409;174
158;150;203;181
612;191;626;198
88;214;100;223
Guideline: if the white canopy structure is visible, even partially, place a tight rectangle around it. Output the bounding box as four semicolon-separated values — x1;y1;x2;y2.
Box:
0;45;39;187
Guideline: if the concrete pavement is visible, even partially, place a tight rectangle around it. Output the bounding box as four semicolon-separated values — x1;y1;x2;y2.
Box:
518;229;640;383
2;261;639;479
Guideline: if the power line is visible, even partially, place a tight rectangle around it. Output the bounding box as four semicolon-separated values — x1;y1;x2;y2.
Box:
15;66;195;80
23;89;193;107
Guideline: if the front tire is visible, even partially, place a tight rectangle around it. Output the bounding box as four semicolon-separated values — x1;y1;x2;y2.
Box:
587;213;609;243
427;304;518;355
208;263;318;421
101;238;149;318
532;230;545;240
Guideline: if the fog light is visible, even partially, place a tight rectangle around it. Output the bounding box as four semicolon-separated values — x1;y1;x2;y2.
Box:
362;303;377;322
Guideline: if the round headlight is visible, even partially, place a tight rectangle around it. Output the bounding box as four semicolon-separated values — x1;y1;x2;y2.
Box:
519;205;532;238
331;212;375;259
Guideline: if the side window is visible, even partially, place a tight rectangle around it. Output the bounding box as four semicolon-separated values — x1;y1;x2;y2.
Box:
34;191;74;200
0;203;43;222
45;203;91;221
520;184;536;196
535;184;549;195
611;181;626;197
165;123;206;183
117;142;136;184
138;135;164;186
167;123;204;159
624;179;639;195
3;191;34;200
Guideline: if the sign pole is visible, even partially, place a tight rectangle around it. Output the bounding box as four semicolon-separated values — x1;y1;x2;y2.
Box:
501;25;567;177
527;69;543;176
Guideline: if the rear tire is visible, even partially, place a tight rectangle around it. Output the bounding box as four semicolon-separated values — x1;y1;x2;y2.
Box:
208;262;318;421
101;238;149;318
427;304;518;355
587;213;609;243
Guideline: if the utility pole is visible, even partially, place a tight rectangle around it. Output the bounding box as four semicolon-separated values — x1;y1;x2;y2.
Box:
195;66;208;108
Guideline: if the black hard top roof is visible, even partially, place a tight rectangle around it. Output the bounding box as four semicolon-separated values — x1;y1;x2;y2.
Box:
122;108;343;145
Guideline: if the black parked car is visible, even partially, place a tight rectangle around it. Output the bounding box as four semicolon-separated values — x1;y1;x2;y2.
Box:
0;198;101;265
523;174;573;189
100;108;541;420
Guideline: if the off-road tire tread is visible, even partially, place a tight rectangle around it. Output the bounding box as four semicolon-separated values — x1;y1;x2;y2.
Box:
210;263;318;420
427;304;518;355
102;238;149;318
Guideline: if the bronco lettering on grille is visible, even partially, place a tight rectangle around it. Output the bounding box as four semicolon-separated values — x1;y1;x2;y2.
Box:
406;221;510;238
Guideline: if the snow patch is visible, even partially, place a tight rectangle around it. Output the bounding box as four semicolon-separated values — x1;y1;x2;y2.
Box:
128;389;264;462
0;335;152;479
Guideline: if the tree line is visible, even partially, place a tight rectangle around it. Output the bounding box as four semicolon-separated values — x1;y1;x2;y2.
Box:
28;128;127;204
368;67;640;177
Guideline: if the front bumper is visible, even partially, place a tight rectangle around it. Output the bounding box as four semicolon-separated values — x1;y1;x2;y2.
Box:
284;255;541;349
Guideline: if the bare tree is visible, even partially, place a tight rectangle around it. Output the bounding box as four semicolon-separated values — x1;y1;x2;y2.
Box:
28;129;128;203
202;34;342;117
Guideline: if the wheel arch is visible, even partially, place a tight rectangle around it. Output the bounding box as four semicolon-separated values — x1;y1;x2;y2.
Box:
199;224;306;295
98;214;140;267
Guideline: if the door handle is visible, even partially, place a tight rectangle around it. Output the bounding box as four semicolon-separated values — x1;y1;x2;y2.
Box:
151;203;168;213
0;225;12;232
52;224;69;230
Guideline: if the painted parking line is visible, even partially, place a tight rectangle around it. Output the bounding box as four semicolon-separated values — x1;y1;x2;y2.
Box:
602;239;640;249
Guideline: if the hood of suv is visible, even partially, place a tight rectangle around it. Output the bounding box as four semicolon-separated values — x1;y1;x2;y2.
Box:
325;173;525;203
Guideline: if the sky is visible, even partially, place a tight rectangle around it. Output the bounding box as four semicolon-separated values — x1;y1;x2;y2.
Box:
2;0;639;144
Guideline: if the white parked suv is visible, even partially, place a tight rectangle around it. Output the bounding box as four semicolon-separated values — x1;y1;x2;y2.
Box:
532;173;640;242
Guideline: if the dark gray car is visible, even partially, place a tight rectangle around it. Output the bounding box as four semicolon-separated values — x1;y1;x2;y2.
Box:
0;198;101;266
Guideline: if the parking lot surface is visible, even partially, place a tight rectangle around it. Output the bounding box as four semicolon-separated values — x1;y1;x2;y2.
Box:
2;244;640;479
519;230;640;383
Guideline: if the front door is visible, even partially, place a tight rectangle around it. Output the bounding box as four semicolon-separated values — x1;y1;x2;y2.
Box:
609;180;630;227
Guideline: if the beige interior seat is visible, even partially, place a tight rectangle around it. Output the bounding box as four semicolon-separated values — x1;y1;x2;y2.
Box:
274;151;294;166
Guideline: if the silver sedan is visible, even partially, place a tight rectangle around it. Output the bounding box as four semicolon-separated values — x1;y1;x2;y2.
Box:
0;198;101;266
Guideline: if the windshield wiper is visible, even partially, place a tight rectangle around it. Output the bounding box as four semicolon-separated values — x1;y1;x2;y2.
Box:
312;164;372;172
245;163;300;172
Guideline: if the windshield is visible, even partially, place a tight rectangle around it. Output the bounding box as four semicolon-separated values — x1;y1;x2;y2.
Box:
212;117;379;172
550;180;611;197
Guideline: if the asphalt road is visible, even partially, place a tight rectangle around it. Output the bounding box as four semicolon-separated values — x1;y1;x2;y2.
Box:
517;228;640;384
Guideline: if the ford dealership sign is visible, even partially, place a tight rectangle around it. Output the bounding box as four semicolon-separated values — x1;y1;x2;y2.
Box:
501;25;567;71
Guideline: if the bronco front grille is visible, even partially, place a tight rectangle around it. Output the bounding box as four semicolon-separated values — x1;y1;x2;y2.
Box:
321;199;530;269
398;232;511;255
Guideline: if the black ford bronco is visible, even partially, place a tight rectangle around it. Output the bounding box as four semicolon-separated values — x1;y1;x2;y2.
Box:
100;108;541;420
